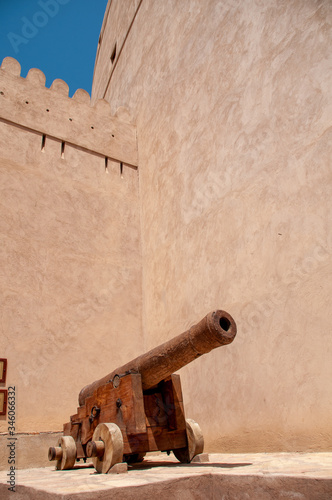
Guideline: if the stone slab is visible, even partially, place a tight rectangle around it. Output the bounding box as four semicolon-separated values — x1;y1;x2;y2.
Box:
0;432;62;471
0;453;331;499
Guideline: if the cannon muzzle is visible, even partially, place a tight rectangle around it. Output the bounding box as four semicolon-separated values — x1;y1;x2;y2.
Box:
79;309;236;406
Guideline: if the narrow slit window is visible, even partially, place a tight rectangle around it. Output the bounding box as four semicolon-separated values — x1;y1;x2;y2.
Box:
61;141;65;159
110;43;117;64
0;390;7;416
120;162;123;176
0;359;7;383
41;134;46;152
105;157;109;173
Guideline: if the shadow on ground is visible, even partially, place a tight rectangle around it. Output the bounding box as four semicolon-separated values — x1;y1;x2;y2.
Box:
129;460;253;471
52;458;253;474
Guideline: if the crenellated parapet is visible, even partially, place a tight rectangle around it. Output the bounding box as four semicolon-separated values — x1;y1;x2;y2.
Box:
0;57;138;167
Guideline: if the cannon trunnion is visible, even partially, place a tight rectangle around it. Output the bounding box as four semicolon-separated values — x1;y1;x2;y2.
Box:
48;310;237;473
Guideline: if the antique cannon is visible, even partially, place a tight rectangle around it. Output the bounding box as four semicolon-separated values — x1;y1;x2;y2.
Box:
48;310;236;473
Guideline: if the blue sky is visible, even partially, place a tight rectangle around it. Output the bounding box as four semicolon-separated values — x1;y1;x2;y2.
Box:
0;0;108;96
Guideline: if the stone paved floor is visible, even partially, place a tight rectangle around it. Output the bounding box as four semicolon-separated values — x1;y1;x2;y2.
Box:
0;453;332;499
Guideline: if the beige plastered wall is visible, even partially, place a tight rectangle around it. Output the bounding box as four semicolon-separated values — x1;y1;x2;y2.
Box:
92;0;332;452
0;60;142;436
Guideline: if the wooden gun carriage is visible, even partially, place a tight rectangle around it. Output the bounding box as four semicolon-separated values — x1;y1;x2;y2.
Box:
48;310;236;473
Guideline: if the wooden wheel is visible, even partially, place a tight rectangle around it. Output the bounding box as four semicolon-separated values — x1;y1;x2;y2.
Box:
173;419;204;463
90;423;124;473
48;435;76;470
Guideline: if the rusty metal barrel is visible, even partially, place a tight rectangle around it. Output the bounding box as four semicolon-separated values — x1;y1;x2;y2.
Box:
78;310;236;406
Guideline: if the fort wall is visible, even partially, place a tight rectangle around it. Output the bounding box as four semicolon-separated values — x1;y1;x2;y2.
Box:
0;58;142;438
92;0;332;452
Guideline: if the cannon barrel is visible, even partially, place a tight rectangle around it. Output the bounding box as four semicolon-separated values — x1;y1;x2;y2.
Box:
78;310;236;406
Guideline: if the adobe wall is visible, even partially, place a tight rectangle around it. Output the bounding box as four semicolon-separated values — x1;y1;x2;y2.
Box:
92;0;332;451
0;57;142;435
